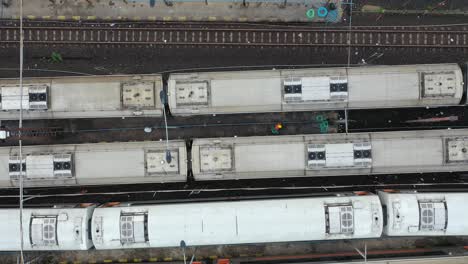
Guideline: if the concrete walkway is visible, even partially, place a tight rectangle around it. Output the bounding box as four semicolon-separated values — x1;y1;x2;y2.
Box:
1;0;343;22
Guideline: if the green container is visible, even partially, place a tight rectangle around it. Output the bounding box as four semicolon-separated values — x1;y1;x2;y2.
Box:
306;8;315;19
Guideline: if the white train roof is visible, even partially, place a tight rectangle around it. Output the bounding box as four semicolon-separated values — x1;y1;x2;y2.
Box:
167;64;463;115
378;191;468;237
192;129;468;180
0;140;187;188
0;74;163;120
92;194;383;250
346;63;463;108
0;204;95;251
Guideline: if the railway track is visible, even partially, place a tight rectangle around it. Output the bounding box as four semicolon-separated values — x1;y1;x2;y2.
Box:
0;23;467;48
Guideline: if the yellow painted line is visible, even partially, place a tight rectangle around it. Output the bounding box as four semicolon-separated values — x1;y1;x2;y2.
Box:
209;256;218;260
27;15;36;19
238;17;248;22
148;16;156;20
57;15;66;20
72;16;81;20
163;16;172;21
223;16;233;21
178;16;187;21
208;16;217;21
148;258;158;262
255;253;264;257
103;260;113;263
104;16;112;20
73;261;81;264
133;16;141;21
163;257;173;261
118;259;128;263
132;258;142;263
117;16;123;20
42;16;51;19
88;261;97;264
87;16;96;20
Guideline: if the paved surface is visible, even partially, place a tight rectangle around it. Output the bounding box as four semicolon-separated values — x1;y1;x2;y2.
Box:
0;0;342;22
357;0;468;13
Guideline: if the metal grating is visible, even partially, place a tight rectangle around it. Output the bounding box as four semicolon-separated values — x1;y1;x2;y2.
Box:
120;213;149;244
340;207;354;233
325;205;354;235
30;216;58;246
283;78;302;102
419;201;447;231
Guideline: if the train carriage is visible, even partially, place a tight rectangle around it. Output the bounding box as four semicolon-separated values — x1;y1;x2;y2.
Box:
91;194;383;250
378;191;468;237
0;204;95;251
191;129;468;181
0;74;164;120
167;64;465;116
0;140;187;188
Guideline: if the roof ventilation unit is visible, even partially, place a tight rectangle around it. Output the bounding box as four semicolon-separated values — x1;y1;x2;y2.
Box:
283;78;302;102
308;142;372;169
120;213;149;244
121;81;156;109
175;81;210;107
325;205;354;235
284;76;348;103
329;77;348;100
30;216;58;246
418;201;447;231
53;154;73;177
446;138;468;163
146;150;179;175
307;144;326;168
8;156;26;179
28;85;48;110
353;143;372;167
199;146;233;173
0;84;48;111
8;153;73;180
421;72;457;98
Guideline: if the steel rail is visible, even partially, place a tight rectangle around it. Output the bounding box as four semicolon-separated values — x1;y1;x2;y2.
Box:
1;26;467;48
2;25;468;33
